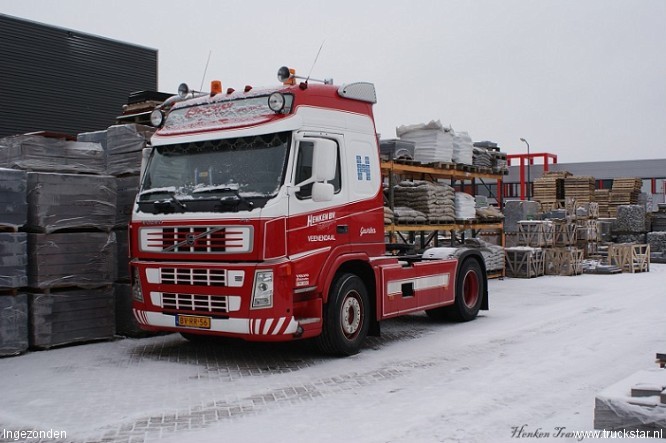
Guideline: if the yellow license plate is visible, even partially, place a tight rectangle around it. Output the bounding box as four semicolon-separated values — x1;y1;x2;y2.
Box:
176;315;211;329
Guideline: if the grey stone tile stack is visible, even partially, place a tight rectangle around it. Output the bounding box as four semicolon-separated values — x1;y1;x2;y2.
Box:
29;286;115;349
503;200;539;233
0;134;119;350
0;134;105;174
101;124;156;337
0;168;28;356
105;124;154;177
0;294;28;357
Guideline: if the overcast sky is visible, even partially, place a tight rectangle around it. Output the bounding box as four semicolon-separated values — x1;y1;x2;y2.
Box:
2;0;665;163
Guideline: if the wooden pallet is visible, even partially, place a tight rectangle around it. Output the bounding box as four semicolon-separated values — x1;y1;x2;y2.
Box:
517;221;554;247
544;247;584;276
505;247;544;278
608;243;650;273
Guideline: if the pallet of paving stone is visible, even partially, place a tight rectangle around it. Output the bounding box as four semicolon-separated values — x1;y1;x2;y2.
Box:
594;369;666;433
0;293;29;357
0;135;105;174
505;247;544;278
114;174;140;227
26;172;117;233
503;200;539;233
0;168;27;229
517;221;554;247
114;228;129;282
0;233;28;289
106;124;155;176
551;220;577;247
647;232;666;254
28;286;115;349
27;232;117;289
544;247;584;276
613;205;647;234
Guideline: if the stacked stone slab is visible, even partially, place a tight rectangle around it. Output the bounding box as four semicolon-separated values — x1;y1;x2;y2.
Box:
0;135;105;174
79;125;155;337
0;168;28;356
0;134;118;350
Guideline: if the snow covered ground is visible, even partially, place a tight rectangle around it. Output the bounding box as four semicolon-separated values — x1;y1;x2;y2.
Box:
1;265;665;443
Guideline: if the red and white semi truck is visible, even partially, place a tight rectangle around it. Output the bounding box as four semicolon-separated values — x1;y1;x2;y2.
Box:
130;67;488;355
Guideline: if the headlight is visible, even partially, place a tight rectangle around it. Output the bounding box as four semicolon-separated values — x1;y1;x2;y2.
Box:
268;92;285;113
150;109;164;127
252;270;273;309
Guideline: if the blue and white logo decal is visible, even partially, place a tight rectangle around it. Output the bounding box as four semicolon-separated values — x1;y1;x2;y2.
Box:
356;155;371;181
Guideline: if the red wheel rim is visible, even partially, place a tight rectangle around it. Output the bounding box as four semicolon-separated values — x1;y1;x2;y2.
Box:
462;270;479;308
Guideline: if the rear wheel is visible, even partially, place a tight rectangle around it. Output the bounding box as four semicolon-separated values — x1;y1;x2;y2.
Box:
448;258;485;322
426;258;485;322
316;273;370;356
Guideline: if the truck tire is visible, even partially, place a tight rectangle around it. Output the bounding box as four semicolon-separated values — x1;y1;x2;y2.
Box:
448;258;485;322
426;258;484;322
316;273;369;356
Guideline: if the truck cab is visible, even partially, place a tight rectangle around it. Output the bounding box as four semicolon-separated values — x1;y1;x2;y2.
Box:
130;68;487;355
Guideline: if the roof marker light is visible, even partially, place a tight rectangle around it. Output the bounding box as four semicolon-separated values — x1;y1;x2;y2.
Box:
210;80;222;96
226;87;235;95
244;85;253;93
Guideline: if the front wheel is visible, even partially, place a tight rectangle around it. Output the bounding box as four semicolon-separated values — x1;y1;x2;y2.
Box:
316;273;370;356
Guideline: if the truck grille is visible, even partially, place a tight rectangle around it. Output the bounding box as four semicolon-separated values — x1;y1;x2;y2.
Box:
161;268;226;286
140;225;252;253
162;293;229;313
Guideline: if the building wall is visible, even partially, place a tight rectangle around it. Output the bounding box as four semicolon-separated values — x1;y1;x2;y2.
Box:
0;14;157;138
503;157;666;208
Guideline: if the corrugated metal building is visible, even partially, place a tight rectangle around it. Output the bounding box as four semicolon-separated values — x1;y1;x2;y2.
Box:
0;14;157;138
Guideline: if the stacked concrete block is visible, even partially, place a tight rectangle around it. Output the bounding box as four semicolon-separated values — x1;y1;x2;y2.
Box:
115;175;141;228
26;172;117;233
29;287;115;349
0;168;27;229
27;232;116;289
0;294;29;357
0;135;105;174
105;124;154;176
0;233;28;289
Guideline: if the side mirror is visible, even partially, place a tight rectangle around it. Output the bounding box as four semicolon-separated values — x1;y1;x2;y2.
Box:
312;139;337;182
312;182;334;202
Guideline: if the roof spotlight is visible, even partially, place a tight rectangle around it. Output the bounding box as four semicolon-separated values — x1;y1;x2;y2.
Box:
177;83;190;98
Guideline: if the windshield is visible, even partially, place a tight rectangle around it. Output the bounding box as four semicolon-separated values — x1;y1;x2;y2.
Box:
138;132;290;213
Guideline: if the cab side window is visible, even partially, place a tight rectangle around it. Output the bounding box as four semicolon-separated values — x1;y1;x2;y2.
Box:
294;140;341;199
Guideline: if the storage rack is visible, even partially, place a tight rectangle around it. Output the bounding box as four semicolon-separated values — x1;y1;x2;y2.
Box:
381;160;505;278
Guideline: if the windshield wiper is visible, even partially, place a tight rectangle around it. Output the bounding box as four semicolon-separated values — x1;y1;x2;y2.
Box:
139;189;188;213
192;187;254;210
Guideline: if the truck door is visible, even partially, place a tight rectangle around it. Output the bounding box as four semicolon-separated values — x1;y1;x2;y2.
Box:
286;133;349;263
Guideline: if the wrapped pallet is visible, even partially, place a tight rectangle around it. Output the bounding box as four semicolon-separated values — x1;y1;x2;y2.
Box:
0;168;27;228
115;174;141;227
0;294;29;357
26;172;117;233
0;135;105;174
27;232;116;289
29;286;115;349
397;120;454;163
105;124;155;176
452;131;474;165
0;233;28;289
